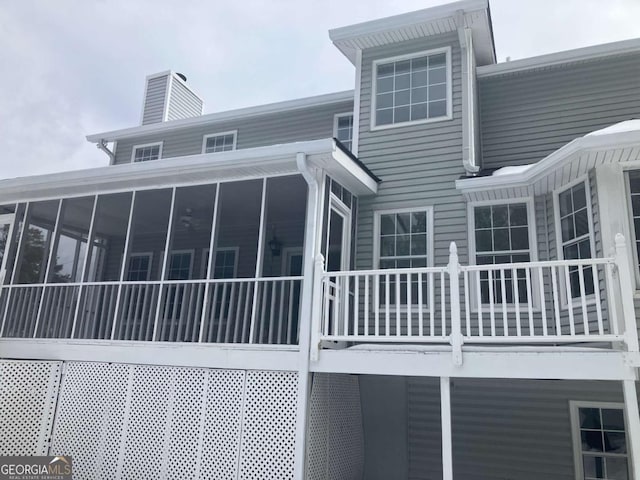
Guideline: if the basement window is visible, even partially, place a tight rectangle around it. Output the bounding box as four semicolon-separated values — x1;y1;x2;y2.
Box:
202;131;237;154
372;47;451;129
570;402;630;480
132;142;162;162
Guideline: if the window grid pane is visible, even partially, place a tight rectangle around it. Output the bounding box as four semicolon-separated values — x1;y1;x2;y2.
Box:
578;407;629;480
134;145;160;162
205;133;236;153
375;51;448;126
473;203;531;304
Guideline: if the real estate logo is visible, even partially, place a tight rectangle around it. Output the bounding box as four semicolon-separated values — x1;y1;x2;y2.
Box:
0;456;72;480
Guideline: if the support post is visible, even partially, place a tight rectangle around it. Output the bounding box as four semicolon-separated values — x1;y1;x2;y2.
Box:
622;380;640;480
615;234;639;352
309;254;325;362
448;242;463;366
440;376;453;480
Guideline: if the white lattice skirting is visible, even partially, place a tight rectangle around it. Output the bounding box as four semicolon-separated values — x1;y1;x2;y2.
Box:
306;373;364;480
1;360;299;480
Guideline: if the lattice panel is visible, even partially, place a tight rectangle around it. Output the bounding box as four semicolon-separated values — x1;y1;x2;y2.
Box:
0;360;61;456
306;373;329;480
239;371;298;480
50;362;129;480
199;369;245;480
306;373;364;480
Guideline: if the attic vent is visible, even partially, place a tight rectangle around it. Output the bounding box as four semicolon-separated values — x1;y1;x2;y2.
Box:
141;71;203;125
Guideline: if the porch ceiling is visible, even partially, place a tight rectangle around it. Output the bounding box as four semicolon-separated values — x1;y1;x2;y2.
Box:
0;138;378;204
456;120;640;201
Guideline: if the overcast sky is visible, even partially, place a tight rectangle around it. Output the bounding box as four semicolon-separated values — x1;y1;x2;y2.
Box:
1;0;639;180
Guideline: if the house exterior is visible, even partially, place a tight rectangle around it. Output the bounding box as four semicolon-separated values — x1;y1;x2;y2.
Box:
1;1;640;478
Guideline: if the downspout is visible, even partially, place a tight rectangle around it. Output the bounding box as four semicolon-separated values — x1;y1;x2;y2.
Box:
293;151;322;479
96;139;116;164
457;24;480;176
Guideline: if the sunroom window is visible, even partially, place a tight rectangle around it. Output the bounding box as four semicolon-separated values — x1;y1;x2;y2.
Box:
473;203;531;304
373;48;449;128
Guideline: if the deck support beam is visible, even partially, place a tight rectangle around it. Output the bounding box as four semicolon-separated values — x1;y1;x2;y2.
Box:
441;376;453;480
623;380;640;480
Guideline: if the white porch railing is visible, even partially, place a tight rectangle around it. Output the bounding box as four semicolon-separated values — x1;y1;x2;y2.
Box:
314;234;639;360
0;277;302;345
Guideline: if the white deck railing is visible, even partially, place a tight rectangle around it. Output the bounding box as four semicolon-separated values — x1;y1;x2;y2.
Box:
0;277;302;345
313;234;639;359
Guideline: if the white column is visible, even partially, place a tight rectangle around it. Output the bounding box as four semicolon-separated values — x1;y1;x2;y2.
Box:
623;380;640;480
441;376;453;480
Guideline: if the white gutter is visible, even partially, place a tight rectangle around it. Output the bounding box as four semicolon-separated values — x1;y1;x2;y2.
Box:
458;25;480;176
477;37;640;78
87;90;354;143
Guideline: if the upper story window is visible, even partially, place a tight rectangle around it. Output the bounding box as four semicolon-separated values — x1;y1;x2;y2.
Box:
372;47;451;129
334;113;353;151
202;131;237;154
375;207;433;269
555;181;595;298
626;170;640;278
471;201;533;304
570;402;630;480
132;142;162;163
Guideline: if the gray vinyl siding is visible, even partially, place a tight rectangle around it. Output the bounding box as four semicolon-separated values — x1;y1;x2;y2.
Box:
360;375;636;480
355;32;467;270
479;53;640;170
167;80;203;122
113;101;353;165
142;76;169;126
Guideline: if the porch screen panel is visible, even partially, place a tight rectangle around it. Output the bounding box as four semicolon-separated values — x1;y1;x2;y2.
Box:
117;189;172;341
75;192;132;339
0;203;22;285
201;179;262;344
258;175;307;344
157;184;217;342
4;201;59;337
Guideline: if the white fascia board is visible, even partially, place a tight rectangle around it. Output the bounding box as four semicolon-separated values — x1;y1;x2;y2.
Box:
477;37;640;78
456;128;640;194
87;90;354;143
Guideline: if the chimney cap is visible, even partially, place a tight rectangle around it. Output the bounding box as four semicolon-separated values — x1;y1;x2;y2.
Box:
176;72;187;82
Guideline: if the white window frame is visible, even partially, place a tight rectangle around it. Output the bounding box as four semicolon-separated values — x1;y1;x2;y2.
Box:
130;142;163;163
281;246;304;276
205;246;239;279
569;400;630;480
333;112;354;150
373;206;434;311
467;197;539;311
370;46;453;131
201;130;238;154
167;249;194;280
623;168;640;287
553;176;597;308
125;252;153;281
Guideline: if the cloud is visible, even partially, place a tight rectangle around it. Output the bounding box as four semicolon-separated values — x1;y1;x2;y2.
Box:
0;0;639;180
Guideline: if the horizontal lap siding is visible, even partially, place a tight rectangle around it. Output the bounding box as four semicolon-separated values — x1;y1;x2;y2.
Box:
479;54;640;170
142;76;168;126
167;80;202;121
356;33;467;270
407;378;630;480
114;101;353;165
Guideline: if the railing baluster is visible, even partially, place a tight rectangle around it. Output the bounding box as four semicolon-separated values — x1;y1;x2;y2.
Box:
528;267;536;336
286;280;294;345
578;265;589;335
418;272;424;337
500;268;508;336
354;275;360;337
226;282;238;343
430;272;435;337
475;271;483;337
513;268;521;337
323;278;331;337
551;266;561;336
259;281;269;343
233;282;245;344
344;275;350;337
593;265;604;335
217;283;229;343
463;270;470;337
385;274;390;336
364;274;370;337
488;270;495;336
374;274;380;336
563;265;576;336
242;282;253;343
395;273;400;337
440;271;446;336
407;272;412;337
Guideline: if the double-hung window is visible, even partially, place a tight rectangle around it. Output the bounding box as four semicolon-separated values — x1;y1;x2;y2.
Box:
132;142;162;162
570;402;630;479
168;251;193;280
126;253;152;281
373;47;450;128
472;201;533;304
375;207;432;306
202;131;237;154
626;170;640;278
556;181;595;298
334;113;353;151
